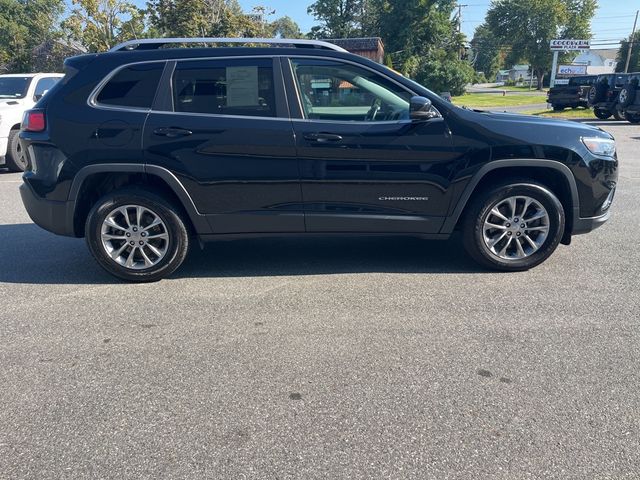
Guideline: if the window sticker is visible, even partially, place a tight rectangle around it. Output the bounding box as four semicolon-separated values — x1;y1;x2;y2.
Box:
226;66;259;106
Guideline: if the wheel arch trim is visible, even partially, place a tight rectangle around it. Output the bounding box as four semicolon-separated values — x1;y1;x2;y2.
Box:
440;159;580;235
67;163;210;234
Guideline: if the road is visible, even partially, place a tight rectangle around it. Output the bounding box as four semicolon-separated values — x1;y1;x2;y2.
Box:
0;121;639;479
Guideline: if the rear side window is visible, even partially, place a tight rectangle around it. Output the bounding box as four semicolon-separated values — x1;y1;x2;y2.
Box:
171;58;276;117
96;62;164;109
35;77;60;99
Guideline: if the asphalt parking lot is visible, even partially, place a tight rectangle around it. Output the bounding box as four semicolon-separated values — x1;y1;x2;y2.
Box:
1;121;639;479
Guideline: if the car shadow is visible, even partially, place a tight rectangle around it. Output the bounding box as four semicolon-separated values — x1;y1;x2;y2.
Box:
0;224;483;284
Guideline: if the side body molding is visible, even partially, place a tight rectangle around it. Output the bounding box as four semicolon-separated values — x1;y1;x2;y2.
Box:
67;163;211;234
440;159;581;234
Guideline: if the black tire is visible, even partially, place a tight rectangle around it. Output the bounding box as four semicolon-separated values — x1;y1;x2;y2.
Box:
613;108;626;121
6;129;29;172
588;85;606;105
85;187;190;282
594;109;612;120
462;181;565;272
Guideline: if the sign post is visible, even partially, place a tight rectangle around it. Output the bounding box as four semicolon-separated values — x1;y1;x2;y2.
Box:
549;39;590;88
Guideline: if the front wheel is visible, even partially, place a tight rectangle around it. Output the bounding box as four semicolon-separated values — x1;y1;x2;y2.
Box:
594;109;612;120
85;188;190;282
462;182;565;271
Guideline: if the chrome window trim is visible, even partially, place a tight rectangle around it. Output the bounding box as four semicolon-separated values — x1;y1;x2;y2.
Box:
88;55;287;119
285;55;441;124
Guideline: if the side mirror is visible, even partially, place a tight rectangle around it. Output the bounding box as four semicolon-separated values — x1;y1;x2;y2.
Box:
410;96;439;121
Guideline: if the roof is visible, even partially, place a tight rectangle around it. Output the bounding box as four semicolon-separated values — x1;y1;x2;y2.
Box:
326;37;384;51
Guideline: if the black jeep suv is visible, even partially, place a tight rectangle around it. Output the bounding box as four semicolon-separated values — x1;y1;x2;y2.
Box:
617;74;640;123
19;38;618;282
547;75;597;111
588;73;633;120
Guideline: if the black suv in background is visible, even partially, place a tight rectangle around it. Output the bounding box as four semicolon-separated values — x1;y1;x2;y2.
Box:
547;75;597;111
19;38;618;282
588;73;632;120
616;74;640;123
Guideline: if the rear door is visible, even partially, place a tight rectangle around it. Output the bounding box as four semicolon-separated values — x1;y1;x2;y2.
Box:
284;57;459;234
143;57;303;234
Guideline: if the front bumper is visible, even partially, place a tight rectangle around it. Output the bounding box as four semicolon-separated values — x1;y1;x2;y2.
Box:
573;210;611;235
19;181;76;236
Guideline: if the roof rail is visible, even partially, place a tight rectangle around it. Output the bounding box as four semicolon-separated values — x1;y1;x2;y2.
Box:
109;37;348;53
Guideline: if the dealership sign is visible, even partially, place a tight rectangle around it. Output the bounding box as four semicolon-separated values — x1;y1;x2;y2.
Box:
558;65;588;75
550;39;590;51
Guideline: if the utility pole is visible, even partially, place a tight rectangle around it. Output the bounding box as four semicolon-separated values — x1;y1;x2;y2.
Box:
625;10;639;73
455;4;469;60
455;4;469;33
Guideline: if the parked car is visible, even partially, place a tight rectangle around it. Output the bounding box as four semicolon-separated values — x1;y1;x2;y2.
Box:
547;75;598;111
616;74;640;123
587;73;633;120
19;38;618;282
0;73;63;171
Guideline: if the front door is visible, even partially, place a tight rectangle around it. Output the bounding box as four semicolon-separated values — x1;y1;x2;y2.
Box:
144;57;303;234
286;57;460;234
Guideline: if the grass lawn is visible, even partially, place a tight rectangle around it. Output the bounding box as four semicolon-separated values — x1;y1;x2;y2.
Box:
524;108;596;119
452;93;548;107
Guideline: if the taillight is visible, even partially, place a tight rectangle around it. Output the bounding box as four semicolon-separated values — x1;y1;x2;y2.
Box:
22;110;46;132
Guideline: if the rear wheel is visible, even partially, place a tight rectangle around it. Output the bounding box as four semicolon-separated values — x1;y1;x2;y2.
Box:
85;188;190;282
462;181;565;271
6;129;29;172
594;109;612;120
613;109;626;121
628;114;640;124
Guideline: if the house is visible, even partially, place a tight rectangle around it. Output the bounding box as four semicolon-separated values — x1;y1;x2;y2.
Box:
496;65;532;83
571;49;618;74
326;37;385;64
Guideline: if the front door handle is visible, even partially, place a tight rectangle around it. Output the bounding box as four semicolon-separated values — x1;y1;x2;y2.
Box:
304;133;343;143
153;127;193;138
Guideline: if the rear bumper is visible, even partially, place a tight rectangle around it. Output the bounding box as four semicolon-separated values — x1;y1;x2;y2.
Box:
19;181;76;236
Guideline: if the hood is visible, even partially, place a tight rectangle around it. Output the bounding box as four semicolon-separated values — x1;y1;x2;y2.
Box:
462;108;613;139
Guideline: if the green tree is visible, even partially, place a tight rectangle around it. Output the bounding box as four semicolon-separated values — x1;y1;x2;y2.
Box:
270;16;303;38
0;0;65;72
485;0;596;90
62;0;147;52
307;0;366;38
471;23;504;81
616;31;640;73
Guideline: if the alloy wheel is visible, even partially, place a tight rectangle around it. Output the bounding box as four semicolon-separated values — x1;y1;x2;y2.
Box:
482;196;550;260
100;205;170;270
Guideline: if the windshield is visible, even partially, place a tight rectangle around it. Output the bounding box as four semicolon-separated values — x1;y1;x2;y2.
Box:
0;77;31;99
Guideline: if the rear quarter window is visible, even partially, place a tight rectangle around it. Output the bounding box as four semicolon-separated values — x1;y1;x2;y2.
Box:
96;62;165;109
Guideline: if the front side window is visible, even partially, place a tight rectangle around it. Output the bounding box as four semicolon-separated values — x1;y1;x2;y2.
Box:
0;77;31;99
96;62;165;109
291;58;412;122
171;58;276;117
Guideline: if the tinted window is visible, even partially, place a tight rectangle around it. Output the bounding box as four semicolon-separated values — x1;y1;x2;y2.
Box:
569;76;596;86
291;58;413;122
96;63;164;109
35;77;60;98
0;77;31;99
172;58;276;117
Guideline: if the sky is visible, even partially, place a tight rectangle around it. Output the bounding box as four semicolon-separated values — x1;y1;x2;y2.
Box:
122;0;637;49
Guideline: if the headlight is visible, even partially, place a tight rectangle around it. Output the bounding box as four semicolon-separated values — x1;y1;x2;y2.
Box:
582;137;616;157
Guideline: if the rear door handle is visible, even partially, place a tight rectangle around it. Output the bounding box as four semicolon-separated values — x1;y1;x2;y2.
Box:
304;133;343;143
153;127;193;138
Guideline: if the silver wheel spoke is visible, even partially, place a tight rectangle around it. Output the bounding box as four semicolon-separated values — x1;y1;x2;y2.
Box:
519;197;531;219
119;207;132;228
146;243;164;257
102;233;127;240
485;222;507;230
139;247;154;267
110;243;128;260
105;218;126;231
142;218;163;232
525;225;548;231
146;232;169;240
525;211;546;222
490;208;510;222
487;231;507;248
507;197;517;218
498;237;513;256
125;247;137;268
523;234;538;250
515;238;526;258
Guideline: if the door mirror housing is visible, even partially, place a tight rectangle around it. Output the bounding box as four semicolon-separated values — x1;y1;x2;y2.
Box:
410;96;439;121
